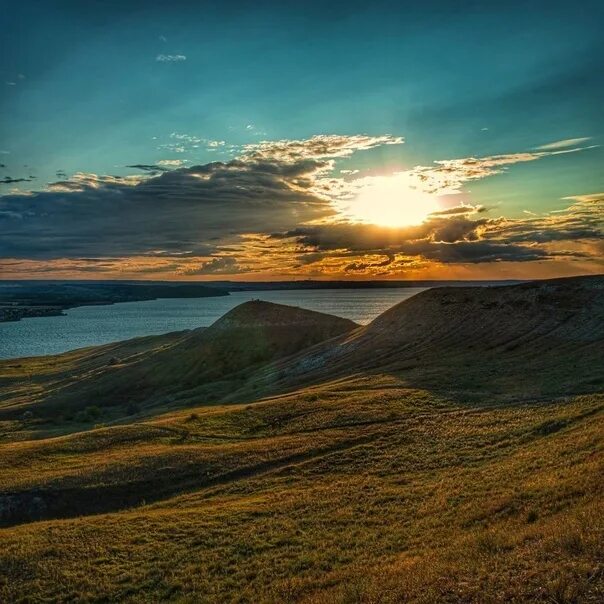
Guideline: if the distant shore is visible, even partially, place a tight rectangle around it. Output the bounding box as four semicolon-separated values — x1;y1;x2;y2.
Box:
0;278;528;323
0;282;229;323
0;306;66;323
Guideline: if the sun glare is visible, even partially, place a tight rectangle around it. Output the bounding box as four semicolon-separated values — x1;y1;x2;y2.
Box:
346;174;440;227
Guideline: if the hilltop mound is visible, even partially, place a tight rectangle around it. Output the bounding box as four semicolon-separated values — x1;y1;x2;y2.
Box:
253;276;604;401
209;300;354;331
158;301;358;386
156;300;357;362
1;301;357;418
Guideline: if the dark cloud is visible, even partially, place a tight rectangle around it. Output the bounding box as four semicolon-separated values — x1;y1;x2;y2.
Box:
126;164;167;173
504;227;602;244
1;176;33;184
344;255;394;272
0;154;335;259
181;256;249;275
277;223;550;264
272;200;601;266
275;214;491;252
490;197;603;246
405;241;549;263
429;204;486;216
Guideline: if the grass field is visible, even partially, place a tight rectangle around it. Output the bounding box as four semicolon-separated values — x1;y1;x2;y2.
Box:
0;277;602;602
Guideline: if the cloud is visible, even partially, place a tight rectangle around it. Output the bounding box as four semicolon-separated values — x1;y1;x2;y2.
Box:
243;123;267;137
344;254;395;273
562;192;604;204
488;194;603;247
535;137;592;150
242;134;403;162
180;256;249;275
157;133;227;155
45;172;144;192
0;144;347;258
158;159;186;167
1;176;33;185
406;146;596;196
126;164;166;173
270;193;602;269
170;132;202;143
428;204;485;216
156;54;186;62
1;135;601;278
272;215;488;253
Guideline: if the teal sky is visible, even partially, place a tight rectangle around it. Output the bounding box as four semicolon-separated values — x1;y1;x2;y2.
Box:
0;0;602;279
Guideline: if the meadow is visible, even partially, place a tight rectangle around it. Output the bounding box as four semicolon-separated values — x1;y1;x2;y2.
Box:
0;277;602;602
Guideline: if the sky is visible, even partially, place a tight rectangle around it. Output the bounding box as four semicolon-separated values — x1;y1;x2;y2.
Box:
0;0;602;281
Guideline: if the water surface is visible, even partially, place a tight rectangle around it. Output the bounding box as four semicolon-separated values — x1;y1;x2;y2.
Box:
0;288;426;359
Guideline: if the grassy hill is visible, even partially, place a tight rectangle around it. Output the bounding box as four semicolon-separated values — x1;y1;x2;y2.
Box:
244;275;604;403
0;301;357;423
0;277;602;602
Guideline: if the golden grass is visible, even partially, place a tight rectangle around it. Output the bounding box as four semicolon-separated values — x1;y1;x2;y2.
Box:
1;280;602;601
0;375;602;602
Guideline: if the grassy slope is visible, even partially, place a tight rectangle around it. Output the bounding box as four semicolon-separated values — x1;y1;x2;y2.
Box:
0;380;602;602
240;275;604;404
0;301;357;423
0;277;603;602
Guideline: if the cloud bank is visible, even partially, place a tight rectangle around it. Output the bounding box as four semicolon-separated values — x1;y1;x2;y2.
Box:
0;135;601;279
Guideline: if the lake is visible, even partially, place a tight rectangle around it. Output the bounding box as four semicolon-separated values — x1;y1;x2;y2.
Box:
0;288;426;359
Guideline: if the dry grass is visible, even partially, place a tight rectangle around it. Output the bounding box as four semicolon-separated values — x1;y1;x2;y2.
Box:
1;278;602;602
0;375;602;602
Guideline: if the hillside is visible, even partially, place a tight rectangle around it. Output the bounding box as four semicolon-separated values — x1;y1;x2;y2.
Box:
0;277;602;602
246;275;604;402
0;301;358;422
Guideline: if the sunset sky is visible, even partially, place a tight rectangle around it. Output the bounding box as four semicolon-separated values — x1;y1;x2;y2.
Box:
1;0;602;280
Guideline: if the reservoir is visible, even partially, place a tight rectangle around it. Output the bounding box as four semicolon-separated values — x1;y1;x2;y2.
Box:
0;288;427;359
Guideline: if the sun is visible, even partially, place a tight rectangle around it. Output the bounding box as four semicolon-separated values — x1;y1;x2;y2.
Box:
345;174;440;227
